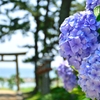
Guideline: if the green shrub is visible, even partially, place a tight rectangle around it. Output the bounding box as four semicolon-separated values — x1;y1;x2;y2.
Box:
37;87;90;100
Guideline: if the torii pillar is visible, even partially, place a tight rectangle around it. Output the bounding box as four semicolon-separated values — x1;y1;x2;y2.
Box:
0;52;26;91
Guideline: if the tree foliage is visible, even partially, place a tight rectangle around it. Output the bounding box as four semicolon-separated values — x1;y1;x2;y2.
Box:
0;0;85;60
70;0;85;15
0;77;5;87
7;74;24;89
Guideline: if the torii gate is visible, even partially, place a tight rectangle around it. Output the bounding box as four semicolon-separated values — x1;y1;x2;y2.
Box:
0;52;26;91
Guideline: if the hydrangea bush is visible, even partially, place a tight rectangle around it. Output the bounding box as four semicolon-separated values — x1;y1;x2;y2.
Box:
58;0;100;100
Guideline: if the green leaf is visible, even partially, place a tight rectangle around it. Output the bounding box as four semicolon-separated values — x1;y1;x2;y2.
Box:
97;14;100;21
94;5;100;21
97;29;100;34
94;5;100;34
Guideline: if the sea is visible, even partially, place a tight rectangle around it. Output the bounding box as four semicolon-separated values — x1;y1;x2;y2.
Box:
0;67;34;78
0;67;56;90
0;67;35;90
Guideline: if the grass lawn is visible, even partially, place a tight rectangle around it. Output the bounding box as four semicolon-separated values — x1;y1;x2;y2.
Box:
26;93;41;100
0;87;10;90
20;87;34;93
20;87;41;100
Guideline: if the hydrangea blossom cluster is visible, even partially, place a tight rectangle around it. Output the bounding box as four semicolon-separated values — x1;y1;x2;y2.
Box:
57;60;77;91
86;0;100;11
78;44;100;100
59;10;99;70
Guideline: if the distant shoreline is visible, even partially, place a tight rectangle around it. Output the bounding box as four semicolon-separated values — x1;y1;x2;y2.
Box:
1;77;35;83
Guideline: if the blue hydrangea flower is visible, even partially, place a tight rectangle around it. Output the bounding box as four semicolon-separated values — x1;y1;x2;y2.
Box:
59;10;99;70
57;60;77;91
86;0;100;11
78;44;100;100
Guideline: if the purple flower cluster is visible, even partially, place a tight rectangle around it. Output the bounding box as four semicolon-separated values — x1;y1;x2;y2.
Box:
58;0;100;98
78;44;100;100
57;60;77;91
86;0;100;11
59;10;99;70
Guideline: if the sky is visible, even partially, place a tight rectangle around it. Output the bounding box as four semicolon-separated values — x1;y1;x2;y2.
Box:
0;0;86;81
0;0;64;69
0;31;64;80
0;31;63;69
0;0;84;69
77;0;84;3
0;31;33;68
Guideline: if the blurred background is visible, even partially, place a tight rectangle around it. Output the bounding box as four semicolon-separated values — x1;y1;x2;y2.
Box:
0;0;85;100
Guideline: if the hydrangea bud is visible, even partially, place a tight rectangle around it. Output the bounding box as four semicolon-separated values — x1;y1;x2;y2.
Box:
57;60;77;91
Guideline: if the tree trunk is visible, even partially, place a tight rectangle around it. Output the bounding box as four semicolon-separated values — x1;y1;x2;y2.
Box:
22;0;40;99
59;0;72;26
34;0;40;93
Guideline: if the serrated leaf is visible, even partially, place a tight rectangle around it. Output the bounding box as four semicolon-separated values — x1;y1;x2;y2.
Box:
94;5;100;19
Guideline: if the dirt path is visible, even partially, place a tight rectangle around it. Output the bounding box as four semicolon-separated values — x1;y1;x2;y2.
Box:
0;90;23;100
